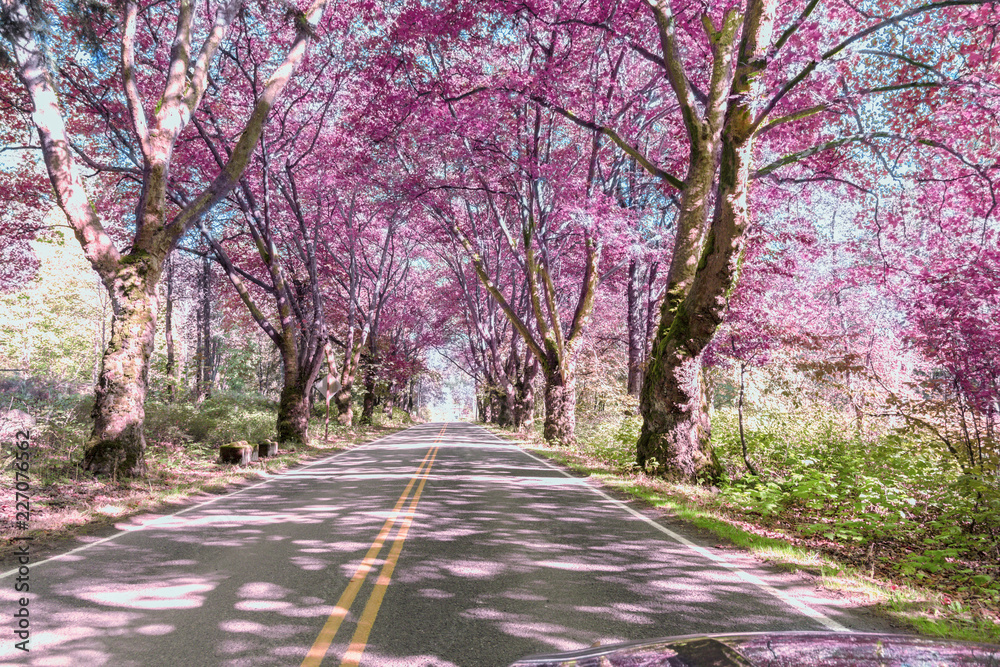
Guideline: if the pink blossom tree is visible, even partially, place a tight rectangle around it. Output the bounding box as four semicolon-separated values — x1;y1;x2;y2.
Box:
1;0;330;475
513;0;1000;480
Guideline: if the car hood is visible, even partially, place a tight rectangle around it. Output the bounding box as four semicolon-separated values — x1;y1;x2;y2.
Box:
508;631;1000;666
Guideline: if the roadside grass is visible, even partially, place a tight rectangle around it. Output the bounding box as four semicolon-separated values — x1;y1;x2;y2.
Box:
1;388;414;563
485;422;1000;645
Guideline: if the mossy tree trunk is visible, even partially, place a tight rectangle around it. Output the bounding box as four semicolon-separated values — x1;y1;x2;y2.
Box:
333;328;366;426
83;256;162;477
634;0;776;483
513;355;538;430
326;248;369;428
496;387;515;427
637;342;719;479
277;367;314;445
495;344;525;427
334;387;354;426
359;330;380;425
360;372;377;425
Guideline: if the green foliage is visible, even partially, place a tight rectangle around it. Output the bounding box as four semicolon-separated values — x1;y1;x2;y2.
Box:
556;389;999;641
711;405;1000;598
0;229;108;384
142;393;277;446
561;381;999;617
570;386;643;472
311;386;358;418
575;416;642;472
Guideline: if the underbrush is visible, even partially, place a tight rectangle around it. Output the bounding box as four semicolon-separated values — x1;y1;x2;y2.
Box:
711;407;1000;609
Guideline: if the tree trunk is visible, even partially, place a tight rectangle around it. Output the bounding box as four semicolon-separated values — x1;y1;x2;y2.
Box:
496;350;519;427
276;342;324;445
542;367;576;445
330;332;365;427
334;385;354;426
626;259;644;396
636;0;776;485
736;359;758;477
645;262;660;357
496;390;514;426
82;260;160;477
277;379;311;445
382;382;394;417
513;355;538;430
637;350;719;480
195;308;204;401
636;111;756;483
407;377;418;416
198;255;213;400
209;334;221;391
360;373;376;425
477;392;491;423
164;257;176;403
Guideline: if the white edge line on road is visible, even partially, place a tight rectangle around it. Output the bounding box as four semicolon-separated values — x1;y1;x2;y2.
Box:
0;426;420;579
487;429;850;633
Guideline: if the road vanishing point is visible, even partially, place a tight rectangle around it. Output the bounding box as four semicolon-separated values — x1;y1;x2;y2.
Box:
1;422;896;666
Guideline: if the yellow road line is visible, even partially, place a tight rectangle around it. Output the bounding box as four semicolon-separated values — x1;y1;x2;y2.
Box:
339;445;438;667
301;425;446;667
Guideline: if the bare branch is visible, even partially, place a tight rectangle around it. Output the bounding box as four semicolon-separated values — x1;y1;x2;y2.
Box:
533;96;684;189
185;0;242;111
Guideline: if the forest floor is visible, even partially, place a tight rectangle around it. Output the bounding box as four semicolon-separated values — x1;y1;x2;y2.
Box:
484;424;1000;646
0;395;413;563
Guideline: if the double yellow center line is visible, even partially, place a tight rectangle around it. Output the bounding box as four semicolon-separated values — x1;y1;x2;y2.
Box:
301;424;446;667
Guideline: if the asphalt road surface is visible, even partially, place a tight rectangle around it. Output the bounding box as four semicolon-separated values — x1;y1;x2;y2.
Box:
1;422;895;666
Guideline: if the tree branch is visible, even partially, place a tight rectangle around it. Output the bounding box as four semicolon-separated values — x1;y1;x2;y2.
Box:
752;0;989;134
532;96;684;189
120;0;151;158
167;0;329;242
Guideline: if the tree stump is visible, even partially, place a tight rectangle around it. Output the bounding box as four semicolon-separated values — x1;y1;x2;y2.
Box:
219;441;253;466
258;440;278;459
0;410;36;440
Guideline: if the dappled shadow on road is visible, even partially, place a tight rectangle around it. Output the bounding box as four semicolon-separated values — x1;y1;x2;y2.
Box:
0;423;853;666
365;429;829;665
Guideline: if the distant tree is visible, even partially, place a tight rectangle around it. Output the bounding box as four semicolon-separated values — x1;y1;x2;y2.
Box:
191;38;349;444
434;224;540;429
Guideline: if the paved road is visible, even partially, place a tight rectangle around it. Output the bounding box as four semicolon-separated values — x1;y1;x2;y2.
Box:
0;422;893;666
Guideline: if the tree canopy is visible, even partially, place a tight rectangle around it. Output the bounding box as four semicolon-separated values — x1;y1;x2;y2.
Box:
1;0;997;485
